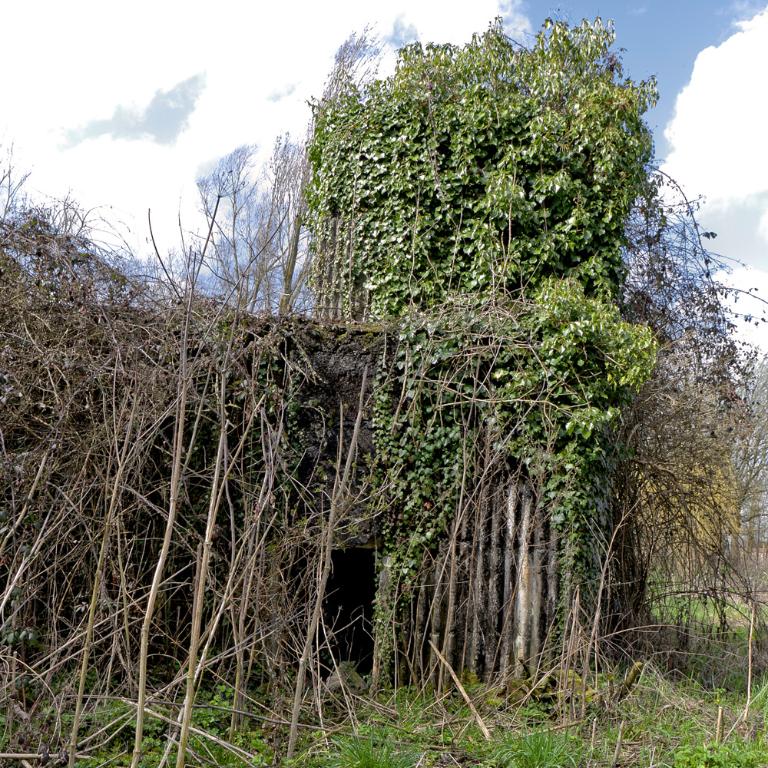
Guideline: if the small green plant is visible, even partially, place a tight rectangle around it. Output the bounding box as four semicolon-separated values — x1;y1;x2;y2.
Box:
323;735;418;768
673;741;764;768
489;730;582;768
192;682;235;735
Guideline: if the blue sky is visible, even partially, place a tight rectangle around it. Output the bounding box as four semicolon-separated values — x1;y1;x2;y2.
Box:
523;1;765;155
2;0;766;347
523;2;768;350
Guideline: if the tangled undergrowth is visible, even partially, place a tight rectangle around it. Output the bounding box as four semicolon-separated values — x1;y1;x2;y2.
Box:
55;662;768;767
2;14;767;768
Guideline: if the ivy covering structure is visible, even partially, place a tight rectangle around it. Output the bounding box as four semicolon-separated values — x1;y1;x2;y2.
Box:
1;18;758;766
307;19;658;682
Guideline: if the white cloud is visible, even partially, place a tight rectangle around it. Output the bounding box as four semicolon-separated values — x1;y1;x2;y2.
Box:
662;6;768;272
2;0;525;255
499;0;532;38
65;74;207;147
664;7;768;204
662;6;768;350
384;15;420;48
722;266;768;353
727;1;768;25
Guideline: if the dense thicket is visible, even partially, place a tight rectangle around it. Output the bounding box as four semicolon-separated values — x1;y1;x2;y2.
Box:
307;18;662;682
0;16;764;767
0;213;389;763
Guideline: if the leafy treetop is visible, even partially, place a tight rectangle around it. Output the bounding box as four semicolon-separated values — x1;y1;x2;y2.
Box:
308;17;657;318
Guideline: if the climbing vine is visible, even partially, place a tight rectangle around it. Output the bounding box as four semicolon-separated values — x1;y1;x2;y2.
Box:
373;281;655;585
307;17;659;673
308;18;656;316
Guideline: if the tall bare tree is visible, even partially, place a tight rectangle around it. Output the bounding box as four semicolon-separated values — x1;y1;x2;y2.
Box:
196;137;311;314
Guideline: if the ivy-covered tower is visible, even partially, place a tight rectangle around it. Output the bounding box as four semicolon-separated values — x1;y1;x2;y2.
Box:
308;19;658;683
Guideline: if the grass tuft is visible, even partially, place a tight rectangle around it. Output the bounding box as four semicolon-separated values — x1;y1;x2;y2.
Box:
322;734;419;768
488;729;582;768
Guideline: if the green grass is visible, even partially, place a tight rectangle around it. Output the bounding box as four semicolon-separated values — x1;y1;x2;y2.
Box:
673;741;766;768
486;730;583;768
321;735;419;768
65;684;273;768
5;663;767;767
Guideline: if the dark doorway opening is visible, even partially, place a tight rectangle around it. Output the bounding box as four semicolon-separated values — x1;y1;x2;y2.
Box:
324;548;376;674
